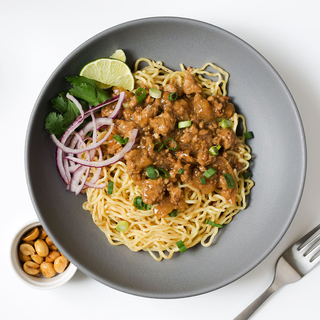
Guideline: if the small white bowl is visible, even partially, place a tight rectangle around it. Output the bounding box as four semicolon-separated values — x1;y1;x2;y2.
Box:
10;218;77;289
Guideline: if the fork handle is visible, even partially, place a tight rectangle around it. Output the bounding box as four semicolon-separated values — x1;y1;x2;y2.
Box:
233;281;282;320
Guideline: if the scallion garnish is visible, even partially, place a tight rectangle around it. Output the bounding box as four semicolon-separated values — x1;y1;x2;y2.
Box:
243;171;251;179
135;87;147;103
116;221;129;232
244;131;254;139
169;209;179;217
224;173;236;189
107;181;114;195
133;196;151;210
203;168;217;179
149;88;162;99
154;142;164;152
178;120;192;129
157;167;169;179
146;166;159;180
113;134;128;145
164;138;178;151
209;145;221;156
176;240;187;253
200;176;206;185
178;169;184;174
220;119;233;129
168;92;178;101
206;220;223;228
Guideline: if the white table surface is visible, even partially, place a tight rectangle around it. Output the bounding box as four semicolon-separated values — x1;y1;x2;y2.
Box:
2;1;320;319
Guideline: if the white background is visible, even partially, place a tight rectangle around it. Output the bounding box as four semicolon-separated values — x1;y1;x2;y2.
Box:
2;1;320;319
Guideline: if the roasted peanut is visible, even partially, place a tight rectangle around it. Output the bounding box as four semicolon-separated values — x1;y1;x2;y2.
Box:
19;243;35;256
23;261;40;276
49;244;58;251
38;227;47;239
53;256;68;273
45;251;60;263
40;262;56;278
34;239;49;257
22;227;40;241
45;236;54;246
18;251;31;263
31;254;44;264
22;240;35;246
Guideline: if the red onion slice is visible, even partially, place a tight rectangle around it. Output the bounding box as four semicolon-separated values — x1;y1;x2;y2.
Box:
65;128;138;167
66;93;84;120
108;91;125;119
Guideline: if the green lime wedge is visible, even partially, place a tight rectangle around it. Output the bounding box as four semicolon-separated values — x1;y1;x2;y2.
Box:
80;58;134;91
109;49;126;62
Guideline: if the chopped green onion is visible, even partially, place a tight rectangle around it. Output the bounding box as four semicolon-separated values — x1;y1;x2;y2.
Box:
176;240;187;253
244;131;254;139
209;145;221;156
200;176;206;185
154;142;164;152
178;120;192;129
220;119;233;129
116;221;129;232
169;209;179;217
133;196;151;210
206;220;223;228
178;169;184;174
203;168;217;179
135;87;147;103
168;92;178;101
107;181;114;195
243;171;251;179
146;166;159;180
164;138;178;151
224;173;236;189
149;88;162;99
113;134;128;145
157;167;169;179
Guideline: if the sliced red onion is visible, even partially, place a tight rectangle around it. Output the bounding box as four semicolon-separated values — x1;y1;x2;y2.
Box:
66;93;84;120
65;128;138;167
108;91;125;119
85;147;103;186
70;165;88;194
51;123;114;155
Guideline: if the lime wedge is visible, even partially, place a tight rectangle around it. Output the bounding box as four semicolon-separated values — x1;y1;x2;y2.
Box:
109;49;126;62
80;58;134;91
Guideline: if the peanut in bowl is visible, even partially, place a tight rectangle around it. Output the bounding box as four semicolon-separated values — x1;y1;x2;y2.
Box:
10;218;77;289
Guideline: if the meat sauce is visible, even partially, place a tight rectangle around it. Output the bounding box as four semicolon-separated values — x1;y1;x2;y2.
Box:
101;68;241;218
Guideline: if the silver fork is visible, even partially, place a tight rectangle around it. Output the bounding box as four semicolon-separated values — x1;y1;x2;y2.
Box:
234;224;320;320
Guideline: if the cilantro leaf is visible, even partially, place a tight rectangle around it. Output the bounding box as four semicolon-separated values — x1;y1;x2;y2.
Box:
44;112;66;138
66;76;110;106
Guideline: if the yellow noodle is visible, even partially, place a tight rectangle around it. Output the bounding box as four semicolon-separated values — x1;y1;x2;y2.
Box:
83;58;254;261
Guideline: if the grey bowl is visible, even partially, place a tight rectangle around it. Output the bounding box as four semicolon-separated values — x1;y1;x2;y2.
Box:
25;17;306;298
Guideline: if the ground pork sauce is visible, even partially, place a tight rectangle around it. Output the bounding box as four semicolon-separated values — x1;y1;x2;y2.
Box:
100;68;242;218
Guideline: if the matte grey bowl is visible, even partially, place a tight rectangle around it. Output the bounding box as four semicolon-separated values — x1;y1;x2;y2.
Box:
25;17;306;298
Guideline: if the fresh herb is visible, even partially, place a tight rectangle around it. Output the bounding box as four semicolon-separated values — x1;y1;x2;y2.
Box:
224;173;236;189
169;92;178;101
178;120;192;129
146;166;159;180
200;176;206;185
154;142;164;152
209;145;221;156
242;171;251;179
219;119;233;129
157;167;169;179
113;134;128;145
203;168;217;178
178;169;184;175
244;131;254;139
116;221;129;232
133;196;151;210
66;76;110;106
135;87;147;103
169;209;179;217
107;181;114;195
176;240;187;253
164;138;178;151
206;220;223;228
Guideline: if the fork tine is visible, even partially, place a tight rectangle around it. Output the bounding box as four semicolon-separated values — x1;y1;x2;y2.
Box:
303;238;320;257
310;248;320;263
297;224;320;251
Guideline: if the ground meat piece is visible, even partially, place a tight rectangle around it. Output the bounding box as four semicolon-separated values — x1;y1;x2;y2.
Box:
172;98;190;121
141;178;165;205
216;128;237;150
129;95;138;108
183;67;202;94
207;96;235;119
149;111;176;135
193;93;214;122
124;149;153;174
196;150;217;166
167;184;183;204
122;108;134;120
164;84;177;93
115;120;136;138
176;150;196;164
133;105;159;128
